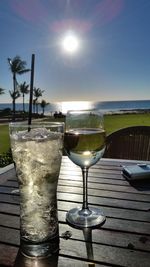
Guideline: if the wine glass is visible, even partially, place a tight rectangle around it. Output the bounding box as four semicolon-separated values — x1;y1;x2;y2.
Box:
64;109;106;228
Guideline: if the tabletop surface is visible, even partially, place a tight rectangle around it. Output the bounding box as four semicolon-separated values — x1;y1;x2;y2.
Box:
0;156;150;267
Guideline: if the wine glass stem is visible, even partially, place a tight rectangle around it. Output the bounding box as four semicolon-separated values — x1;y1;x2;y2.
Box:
82;167;89;210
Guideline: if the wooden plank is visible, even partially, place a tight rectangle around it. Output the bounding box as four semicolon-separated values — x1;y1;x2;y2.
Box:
3;161;123;176
61;159;125;172
0;190;150;214
0;244;18;267
4;178;150;202
58;210;150;235
1;179;150;202
0;202;19;215
0;193;19;204
61;156;150;167
0;225;150;267
1;183;150;203
63;168;122;177
13;249;106;267
58;201;150;222
103;217;150;235
60;160;122;170
60;174;131;185
0;168;16;185
1;222;149;253
57;192;150;211
0;227;110;267
0;199;150;224
59;238;150;267
0;199;149;223
0;190;149;211
0;186;19;194
6;169;148;190
0;209;150;235
4;167;122;181
15;253;106;267
58;184;150;202
60;224;150;252
0;181;18;188
7;173;125;185
0;244;105;267
0;213;20;228
0;226;19;246
59;174;150;194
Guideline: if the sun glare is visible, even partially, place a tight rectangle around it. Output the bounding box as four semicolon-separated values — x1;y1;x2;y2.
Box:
61;101;92;113
61;32;80;54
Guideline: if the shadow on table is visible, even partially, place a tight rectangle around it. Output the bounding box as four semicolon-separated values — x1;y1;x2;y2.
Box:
13;249;58;267
14;229;96;267
82;228;95;267
129;179;150;192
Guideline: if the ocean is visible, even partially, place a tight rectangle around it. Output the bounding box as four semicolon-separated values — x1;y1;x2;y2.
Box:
0;100;150;115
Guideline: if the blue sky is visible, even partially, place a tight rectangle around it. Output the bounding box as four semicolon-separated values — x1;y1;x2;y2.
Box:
0;0;150;103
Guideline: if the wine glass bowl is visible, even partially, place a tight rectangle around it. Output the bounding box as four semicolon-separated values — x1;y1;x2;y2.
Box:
64;110;106;228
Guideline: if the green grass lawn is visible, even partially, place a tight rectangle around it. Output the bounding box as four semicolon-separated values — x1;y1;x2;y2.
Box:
0;125;10;154
104;113;150;134
0;113;150;154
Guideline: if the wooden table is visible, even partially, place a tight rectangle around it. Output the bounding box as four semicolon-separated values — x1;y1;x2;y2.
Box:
0;157;150;267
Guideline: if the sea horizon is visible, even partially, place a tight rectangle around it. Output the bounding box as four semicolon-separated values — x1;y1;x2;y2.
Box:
0;99;150;114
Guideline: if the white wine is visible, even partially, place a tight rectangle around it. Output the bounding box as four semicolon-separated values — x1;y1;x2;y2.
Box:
64;128;106;168
65;110;106;228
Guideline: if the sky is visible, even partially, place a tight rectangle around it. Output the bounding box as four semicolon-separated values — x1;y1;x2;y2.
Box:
0;0;150;104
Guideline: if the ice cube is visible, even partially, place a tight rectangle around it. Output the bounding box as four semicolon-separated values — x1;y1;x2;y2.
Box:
22;128;49;141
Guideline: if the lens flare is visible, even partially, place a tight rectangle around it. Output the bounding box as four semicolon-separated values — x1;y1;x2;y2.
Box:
62;32;80;54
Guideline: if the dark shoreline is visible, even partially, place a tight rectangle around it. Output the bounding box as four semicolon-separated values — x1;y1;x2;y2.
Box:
0;109;150;124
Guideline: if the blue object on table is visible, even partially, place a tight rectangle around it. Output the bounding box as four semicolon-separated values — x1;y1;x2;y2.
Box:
122;164;150;180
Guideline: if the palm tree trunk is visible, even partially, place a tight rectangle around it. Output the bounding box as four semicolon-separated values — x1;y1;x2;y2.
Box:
33;103;35;113
23;94;25;112
12;73;16;121
12;98;15;120
36;103;38;114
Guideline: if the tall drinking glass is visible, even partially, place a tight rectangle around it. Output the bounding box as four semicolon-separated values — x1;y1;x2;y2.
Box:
64;110;106;228
9;122;64;258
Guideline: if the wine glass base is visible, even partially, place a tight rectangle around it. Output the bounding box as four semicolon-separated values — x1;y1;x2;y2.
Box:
66;207;106;229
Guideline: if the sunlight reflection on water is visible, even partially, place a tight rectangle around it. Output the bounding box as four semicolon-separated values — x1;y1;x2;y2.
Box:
61;101;94;113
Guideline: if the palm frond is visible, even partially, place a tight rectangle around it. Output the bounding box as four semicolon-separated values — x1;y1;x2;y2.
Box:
0;88;5;95
7;56;30;74
19;82;29;94
40;99;49;108
18;69;31;75
9;89;20;100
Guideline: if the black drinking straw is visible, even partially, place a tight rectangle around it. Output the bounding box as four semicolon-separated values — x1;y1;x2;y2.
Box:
28;54;35;128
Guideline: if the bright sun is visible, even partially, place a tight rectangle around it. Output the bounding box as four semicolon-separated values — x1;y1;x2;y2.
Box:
62;32;80;54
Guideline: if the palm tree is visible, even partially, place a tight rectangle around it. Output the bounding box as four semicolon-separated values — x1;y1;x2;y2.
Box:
9;89;20;109
7;56;30;120
19;82;29;112
40;100;49;115
33;87;44;114
0;88;5;95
